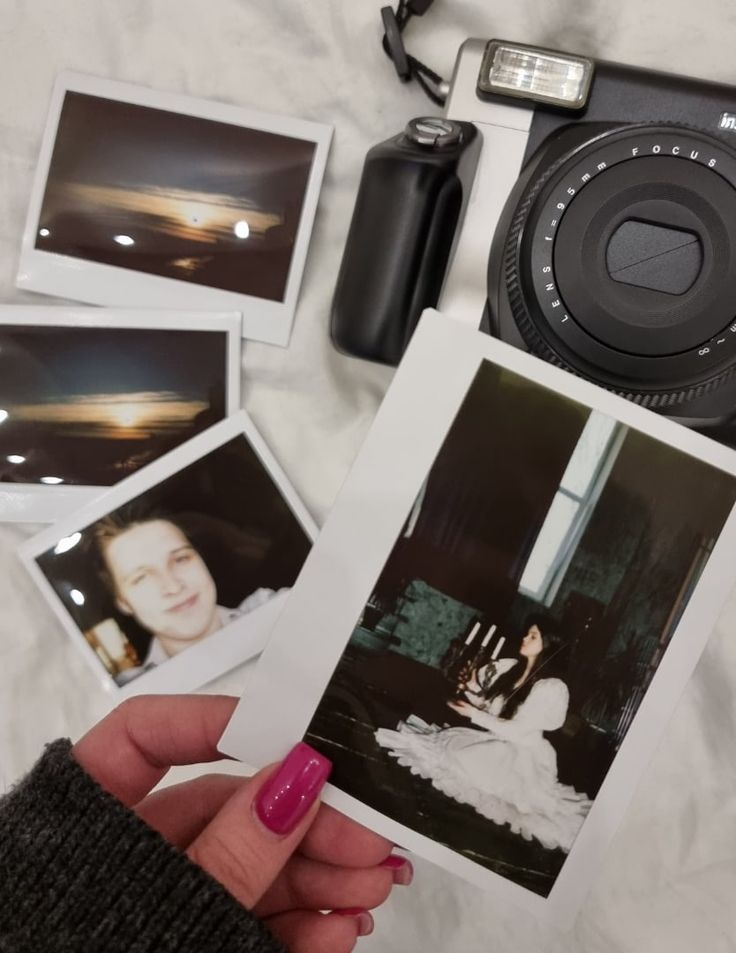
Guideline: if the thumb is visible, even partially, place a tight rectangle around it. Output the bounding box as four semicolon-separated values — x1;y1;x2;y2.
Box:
187;742;331;909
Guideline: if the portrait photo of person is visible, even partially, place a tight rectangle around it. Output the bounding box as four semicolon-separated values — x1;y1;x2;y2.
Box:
91;508;286;683
28;417;315;692
298;359;736;898
376;615;592;855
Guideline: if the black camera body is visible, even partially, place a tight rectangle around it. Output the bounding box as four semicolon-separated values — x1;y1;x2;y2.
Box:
331;117;480;366
483;49;736;441
335;37;736;444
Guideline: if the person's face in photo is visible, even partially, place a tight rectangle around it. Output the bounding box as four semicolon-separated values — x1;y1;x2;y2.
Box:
519;624;543;659
103;519;219;653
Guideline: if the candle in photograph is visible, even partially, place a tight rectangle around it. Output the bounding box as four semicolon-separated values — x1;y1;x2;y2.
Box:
491;635;506;660
480;623;497;648
464;621;481;646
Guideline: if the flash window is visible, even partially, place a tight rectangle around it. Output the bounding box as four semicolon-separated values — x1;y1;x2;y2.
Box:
477;40;594;110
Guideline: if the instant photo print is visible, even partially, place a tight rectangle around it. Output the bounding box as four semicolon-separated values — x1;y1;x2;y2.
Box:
17;72;332;346
19;411;317;696
220;312;736;926
0;308;240;522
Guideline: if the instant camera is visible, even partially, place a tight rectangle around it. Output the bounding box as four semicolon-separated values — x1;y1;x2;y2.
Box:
332;38;736;443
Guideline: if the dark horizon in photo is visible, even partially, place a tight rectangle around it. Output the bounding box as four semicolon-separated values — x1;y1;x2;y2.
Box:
304;360;736;898
36;91;317;300
0;325;228;486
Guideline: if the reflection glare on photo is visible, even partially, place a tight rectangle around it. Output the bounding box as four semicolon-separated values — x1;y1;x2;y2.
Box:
6;454;25;464
39;227;51;237
234;219;250;239
54;531;82;554
0;409;8;424
113;234;135;246
41;476;64;485
69;588;85;606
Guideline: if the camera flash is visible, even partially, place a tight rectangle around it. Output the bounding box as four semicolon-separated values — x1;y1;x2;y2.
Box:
478;41;593;110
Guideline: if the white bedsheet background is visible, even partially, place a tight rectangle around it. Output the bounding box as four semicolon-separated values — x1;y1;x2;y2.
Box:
1;1;736;950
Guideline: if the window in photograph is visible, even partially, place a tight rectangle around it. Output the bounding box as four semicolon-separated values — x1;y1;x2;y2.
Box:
519;411;624;605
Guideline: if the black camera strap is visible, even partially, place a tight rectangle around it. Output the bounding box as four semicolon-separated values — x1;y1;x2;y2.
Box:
380;0;449;106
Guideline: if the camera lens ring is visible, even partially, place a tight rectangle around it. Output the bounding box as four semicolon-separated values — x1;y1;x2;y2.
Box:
502;124;736;407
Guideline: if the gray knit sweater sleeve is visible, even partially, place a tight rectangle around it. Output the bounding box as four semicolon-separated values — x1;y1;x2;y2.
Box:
0;740;286;953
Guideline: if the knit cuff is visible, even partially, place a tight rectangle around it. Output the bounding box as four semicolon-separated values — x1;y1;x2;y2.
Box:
0;740;285;953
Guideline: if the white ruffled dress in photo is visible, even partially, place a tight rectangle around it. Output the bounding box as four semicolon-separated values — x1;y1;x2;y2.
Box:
375;666;592;853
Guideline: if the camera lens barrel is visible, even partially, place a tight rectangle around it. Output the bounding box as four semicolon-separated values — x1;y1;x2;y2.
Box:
500;124;736;406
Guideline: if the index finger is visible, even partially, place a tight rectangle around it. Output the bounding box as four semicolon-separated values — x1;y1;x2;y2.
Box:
72;694;238;805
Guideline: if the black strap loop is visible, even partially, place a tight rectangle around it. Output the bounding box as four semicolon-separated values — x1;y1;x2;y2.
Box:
381;6;411;81
380;1;448;107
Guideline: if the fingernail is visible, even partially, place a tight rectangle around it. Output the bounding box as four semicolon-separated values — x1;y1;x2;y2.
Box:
333;908;374;936
380;854;414;885
254;742;331;835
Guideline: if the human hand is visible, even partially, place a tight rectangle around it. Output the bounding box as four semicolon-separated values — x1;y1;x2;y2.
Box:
73;695;410;953
447;700;476;720
462;690;484;706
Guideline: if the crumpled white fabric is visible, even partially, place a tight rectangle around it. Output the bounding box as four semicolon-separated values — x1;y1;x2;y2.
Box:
376;684;592;852
2;1;736;950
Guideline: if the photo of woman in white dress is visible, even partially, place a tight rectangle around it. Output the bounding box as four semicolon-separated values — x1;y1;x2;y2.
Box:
301;360;736;896
375;619;592;852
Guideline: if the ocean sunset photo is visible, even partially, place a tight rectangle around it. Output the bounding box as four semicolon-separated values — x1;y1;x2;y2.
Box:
35;92;317;301
0;324;228;486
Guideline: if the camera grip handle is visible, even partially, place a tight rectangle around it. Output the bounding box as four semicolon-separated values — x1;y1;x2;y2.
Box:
330;122;477;366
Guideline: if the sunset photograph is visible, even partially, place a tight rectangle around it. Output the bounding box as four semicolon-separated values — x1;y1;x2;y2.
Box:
0;324;229;486
35;91;317;301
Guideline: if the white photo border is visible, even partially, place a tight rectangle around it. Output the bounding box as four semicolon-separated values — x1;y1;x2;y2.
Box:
219;309;736;927
16;71;333;346
0;306;242;523
18;409;318;697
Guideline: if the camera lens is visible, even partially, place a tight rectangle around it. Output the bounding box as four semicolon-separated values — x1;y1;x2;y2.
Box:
497;125;736;407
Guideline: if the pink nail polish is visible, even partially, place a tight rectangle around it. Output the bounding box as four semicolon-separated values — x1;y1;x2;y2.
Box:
380;854;414;885
333;908;374;936
254;742;331;835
